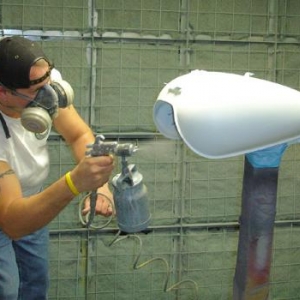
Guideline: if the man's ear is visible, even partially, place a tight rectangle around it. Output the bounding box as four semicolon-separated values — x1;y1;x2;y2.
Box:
0;85;8;98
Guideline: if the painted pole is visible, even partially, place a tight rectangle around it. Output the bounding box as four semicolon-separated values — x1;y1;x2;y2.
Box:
233;144;287;300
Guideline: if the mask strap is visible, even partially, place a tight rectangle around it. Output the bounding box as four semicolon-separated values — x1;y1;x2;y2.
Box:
0;112;10;139
29;64;54;86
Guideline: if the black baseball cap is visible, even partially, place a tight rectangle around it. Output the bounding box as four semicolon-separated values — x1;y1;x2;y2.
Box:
0;36;51;89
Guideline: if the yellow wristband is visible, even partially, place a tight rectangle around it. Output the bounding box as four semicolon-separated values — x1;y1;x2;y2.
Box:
65;172;80;196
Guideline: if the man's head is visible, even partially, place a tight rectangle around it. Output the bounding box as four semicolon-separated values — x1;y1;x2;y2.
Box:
0;36;73;133
0;36;52;90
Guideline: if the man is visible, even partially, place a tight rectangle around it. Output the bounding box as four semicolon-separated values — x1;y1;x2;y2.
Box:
0;36;114;299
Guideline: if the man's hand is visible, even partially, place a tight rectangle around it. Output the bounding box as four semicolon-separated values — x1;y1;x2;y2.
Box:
82;184;114;217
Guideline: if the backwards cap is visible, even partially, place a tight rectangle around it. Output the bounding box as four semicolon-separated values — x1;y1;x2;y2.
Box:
0;36;51;89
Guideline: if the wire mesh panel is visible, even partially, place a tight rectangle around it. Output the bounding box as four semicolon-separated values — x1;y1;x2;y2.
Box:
49;233;87;300
271;226;300;299
92;43;180;133
183;151;244;224
96;0;181;38
190;0;272;40
0;0;89;32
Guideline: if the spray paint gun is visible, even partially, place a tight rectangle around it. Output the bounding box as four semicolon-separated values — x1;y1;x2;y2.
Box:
85;135;151;233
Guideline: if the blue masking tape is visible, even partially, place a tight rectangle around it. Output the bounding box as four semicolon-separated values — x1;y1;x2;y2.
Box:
246;143;288;168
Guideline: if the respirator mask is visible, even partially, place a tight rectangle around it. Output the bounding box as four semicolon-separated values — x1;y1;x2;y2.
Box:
21;79;74;133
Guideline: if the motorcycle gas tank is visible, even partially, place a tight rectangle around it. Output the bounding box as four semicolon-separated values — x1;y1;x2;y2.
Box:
154;70;300;158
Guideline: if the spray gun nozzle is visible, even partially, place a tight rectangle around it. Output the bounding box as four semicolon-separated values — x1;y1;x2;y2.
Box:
114;144;137;157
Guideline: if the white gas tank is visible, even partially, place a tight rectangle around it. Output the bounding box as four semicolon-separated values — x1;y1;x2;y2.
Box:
153;70;300;159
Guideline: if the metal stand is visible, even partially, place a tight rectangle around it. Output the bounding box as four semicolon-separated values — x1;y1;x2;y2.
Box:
233;157;279;300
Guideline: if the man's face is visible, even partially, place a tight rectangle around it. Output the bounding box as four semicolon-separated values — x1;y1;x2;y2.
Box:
4;61;51;111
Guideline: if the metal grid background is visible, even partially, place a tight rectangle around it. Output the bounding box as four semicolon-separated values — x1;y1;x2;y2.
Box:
1;0;300;299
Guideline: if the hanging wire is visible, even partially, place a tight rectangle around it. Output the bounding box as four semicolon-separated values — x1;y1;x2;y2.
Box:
78;192;115;229
109;232;200;300
78;196;199;299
